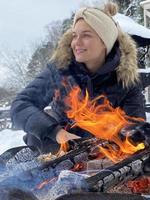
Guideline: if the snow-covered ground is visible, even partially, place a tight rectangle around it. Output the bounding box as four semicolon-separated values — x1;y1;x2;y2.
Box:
0;113;149;155
0;129;25;154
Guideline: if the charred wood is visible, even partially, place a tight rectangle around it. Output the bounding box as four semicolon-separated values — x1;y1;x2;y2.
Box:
86;149;150;192
0;135;149;199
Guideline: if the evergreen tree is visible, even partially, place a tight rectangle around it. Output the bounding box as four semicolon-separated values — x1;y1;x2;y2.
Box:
114;0;144;24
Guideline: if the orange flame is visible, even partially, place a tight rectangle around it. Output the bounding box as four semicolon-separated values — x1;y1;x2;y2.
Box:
59;142;69;153
65;86;145;162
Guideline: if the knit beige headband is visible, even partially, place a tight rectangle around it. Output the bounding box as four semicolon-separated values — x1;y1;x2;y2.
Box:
73;4;118;55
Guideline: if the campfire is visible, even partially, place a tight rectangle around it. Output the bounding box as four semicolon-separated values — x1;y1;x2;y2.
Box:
0;86;150;200
63;86;145;162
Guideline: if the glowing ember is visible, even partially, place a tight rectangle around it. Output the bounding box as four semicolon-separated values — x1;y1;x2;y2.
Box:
127;177;150;193
36;177;57;189
71;163;85;172
65;86;145;162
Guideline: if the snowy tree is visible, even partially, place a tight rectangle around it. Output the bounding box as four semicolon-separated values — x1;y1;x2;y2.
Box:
45;20;64;47
0;87;13;104
27;41;54;79
27;21;64;78
114;0;143;24
0;48;32;93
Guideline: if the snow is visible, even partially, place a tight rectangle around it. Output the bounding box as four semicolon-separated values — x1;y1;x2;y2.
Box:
114;13;150;38
0;106;10;111
0;129;25;154
138;68;150;73
140;0;150;6
146;112;150;122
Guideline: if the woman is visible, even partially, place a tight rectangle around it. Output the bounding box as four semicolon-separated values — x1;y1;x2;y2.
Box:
10;3;146;154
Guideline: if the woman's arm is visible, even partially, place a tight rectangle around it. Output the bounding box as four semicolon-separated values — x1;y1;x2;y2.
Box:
10;65;62;142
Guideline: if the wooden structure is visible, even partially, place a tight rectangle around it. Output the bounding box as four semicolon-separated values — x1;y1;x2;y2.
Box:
140;0;150;102
140;0;150;27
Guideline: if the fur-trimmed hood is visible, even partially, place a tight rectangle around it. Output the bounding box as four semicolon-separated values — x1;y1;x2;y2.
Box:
50;29;139;88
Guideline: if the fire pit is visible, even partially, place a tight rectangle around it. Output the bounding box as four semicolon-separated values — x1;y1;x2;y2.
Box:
0;135;149;200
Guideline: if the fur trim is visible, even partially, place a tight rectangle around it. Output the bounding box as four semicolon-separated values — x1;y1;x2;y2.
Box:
50;29;73;68
50;28;139;88
116;30;139;88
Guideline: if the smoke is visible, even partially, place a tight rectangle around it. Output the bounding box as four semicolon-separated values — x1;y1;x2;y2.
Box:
0;147;90;200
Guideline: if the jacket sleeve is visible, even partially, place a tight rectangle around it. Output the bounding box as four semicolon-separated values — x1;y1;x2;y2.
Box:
122;83;146;120
10;65;61;142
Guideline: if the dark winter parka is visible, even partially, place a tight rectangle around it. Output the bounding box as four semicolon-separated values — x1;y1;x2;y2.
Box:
10;30;146;153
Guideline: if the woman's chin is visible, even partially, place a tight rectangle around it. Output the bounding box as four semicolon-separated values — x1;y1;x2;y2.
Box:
75;57;86;63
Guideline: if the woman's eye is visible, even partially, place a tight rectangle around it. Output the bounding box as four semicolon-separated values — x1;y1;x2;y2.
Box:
72;34;77;39
72;34;92;40
83;34;91;38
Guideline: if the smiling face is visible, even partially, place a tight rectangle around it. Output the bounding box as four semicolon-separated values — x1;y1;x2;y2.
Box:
71;19;106;73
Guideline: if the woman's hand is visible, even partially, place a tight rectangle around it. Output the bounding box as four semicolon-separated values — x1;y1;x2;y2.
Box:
56;128;81;144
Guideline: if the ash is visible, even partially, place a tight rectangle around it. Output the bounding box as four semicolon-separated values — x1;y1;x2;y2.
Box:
40;170;89;200
6;147;40;173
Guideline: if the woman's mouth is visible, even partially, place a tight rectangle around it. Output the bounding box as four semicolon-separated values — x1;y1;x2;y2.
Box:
75;49;86;55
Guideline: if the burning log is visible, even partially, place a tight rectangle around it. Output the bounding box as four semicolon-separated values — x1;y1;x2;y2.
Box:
38;138;106;169
86;148;150;192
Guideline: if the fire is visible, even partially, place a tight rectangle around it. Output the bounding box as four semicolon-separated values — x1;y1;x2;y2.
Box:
60;143;69;152
56;127;70;155
65;86;145;162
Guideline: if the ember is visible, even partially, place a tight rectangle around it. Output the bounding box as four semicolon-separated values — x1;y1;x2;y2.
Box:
36;177;57;190
127;177;150;194
71;163;85;172
65;86;145;162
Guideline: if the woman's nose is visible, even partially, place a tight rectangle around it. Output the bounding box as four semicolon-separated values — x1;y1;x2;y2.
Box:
75;36;82;45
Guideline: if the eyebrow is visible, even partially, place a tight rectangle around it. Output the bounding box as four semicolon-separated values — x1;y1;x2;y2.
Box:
72;30;92;34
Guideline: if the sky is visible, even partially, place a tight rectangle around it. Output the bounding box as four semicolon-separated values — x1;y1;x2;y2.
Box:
0;0;92;52
0;0;149;53
0;0;101;86
0;0;150;53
